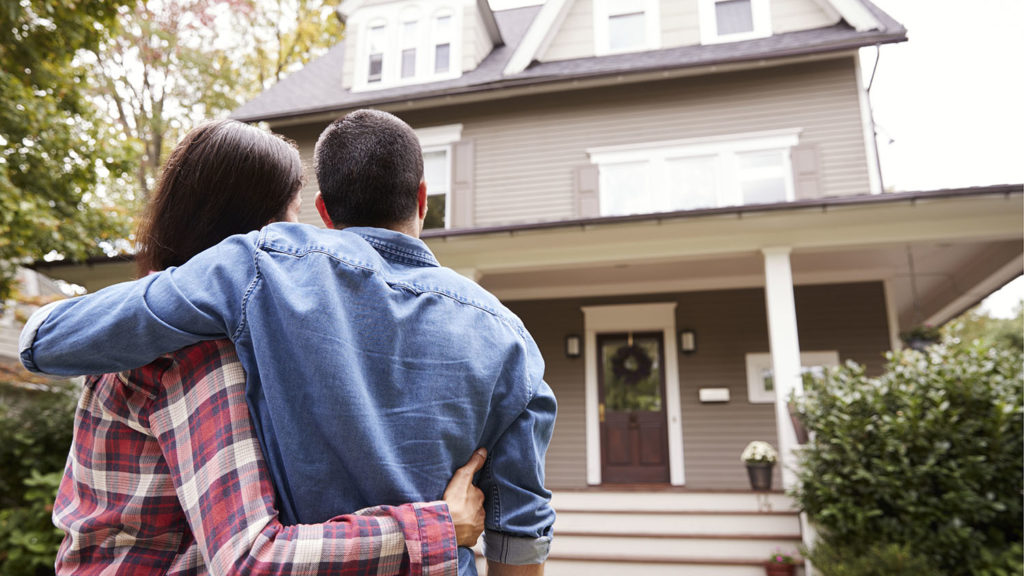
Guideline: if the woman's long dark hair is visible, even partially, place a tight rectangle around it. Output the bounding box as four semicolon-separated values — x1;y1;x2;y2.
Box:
135;120;303;275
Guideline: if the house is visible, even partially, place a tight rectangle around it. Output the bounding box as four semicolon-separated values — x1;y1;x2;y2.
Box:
31;0;1024;572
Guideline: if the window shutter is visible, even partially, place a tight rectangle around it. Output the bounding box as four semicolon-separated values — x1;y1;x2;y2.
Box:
574;165;600;218
791;144;821;200
450;140;474;228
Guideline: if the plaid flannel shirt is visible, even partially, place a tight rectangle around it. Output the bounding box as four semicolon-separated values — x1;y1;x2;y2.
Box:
53;339;458;576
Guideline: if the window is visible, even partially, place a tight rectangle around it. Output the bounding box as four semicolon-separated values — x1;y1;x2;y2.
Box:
433;14;452;74
401;20;417;79
353;4;460;90
367;24;386;83
588;130;800;217
416;123;462;230
422;148;450;229
745;351;840;404
699;0;771;44
594;0;660;55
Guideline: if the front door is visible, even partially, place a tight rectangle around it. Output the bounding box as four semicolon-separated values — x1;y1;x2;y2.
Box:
598;332;671;483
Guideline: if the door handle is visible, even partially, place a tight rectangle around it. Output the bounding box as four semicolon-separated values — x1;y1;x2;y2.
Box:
599;403;605;423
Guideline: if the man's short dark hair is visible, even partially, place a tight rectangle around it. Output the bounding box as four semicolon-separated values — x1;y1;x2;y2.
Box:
314;109;424;228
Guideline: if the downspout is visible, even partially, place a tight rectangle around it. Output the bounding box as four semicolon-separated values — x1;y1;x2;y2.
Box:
866;44;886;193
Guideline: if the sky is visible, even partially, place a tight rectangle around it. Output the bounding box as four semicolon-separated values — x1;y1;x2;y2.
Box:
488;0;1023;317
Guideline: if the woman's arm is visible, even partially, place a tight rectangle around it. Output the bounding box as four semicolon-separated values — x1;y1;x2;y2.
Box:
151;340;483;576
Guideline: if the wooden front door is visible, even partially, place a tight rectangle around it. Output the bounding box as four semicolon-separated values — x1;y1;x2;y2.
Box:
598;332;671;483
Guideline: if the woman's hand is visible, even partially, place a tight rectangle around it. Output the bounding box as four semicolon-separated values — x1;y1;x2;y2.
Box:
443;448;487;547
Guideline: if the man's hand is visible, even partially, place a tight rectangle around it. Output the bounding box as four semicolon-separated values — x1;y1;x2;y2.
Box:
443;448;487;547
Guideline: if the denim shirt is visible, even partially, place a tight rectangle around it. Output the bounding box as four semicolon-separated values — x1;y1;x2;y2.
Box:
21;223;556;572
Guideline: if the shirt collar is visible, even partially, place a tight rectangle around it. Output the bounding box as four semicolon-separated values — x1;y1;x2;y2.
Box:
344;227;440;268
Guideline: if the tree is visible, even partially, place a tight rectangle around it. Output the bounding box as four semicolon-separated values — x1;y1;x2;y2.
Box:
90;0;343;198
944;300;1024;353
0;0;136;301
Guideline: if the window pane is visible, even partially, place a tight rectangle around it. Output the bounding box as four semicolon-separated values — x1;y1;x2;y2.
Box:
435;14;451;36
600;162;649;216
402;20;417;45
666;155;718;210
401;48;416;78
608;12;645;52
716;0;754;35
434;43;450;73
741;178;786;204
739;149;782;170
424;193;446;229
423;150;449;191
368;54;383;82
600;335;663;412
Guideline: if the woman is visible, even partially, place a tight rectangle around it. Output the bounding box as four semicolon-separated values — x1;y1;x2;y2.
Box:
53;120;483;575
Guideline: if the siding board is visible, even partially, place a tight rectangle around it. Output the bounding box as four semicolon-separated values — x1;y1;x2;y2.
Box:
507;281;891;490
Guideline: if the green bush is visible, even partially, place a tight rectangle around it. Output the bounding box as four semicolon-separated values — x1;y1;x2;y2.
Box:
807;541;937;576
0;378;79;576
794;340;1023;576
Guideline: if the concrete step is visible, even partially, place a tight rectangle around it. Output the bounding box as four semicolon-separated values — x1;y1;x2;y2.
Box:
551;533;801;562
555;510;801;537
552;490;797;514
543;559;772;576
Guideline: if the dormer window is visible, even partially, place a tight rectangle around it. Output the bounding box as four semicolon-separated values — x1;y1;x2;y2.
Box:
353;3;462;91
594;0;660;56
433;13;452;74
700;0;771;44
367;23;386;83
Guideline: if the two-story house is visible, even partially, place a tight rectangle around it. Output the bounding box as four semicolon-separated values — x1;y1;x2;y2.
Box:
30;0;1024;573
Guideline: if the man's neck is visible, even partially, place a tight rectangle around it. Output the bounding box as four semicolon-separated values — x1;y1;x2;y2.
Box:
332;219;421;239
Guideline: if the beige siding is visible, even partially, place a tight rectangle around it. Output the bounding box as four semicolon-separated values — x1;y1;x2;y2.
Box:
506;281;891;490
540;0;595;61
397;58;868;227
772;0;838;33
662;0;701;48
275;125;327;228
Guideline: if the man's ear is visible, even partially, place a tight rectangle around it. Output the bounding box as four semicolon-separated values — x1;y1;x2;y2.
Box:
417;181;428;220
315;193;334;228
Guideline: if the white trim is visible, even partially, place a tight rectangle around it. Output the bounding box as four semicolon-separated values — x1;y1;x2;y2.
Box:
503;0;573;75
924;258;1024;327
699;0;772;45
883;278;902;351
416;123;464;147
350;1;465;92
745;350;840;404
761;247;803;490
825;0;881;32
593;0;661;56
581;303;685;486
855;53;883;194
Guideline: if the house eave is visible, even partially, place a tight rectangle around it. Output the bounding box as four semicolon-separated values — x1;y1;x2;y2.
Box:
422;185;1024;241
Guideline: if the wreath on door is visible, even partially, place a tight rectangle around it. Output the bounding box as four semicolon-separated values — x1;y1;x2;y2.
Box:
610;344;653;386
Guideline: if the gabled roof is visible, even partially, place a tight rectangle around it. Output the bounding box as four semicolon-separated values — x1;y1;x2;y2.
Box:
232;0;905;124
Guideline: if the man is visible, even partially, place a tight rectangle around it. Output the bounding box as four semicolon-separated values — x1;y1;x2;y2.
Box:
21;110;556;575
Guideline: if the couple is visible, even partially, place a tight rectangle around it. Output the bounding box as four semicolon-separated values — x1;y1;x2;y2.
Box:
21;110;556;575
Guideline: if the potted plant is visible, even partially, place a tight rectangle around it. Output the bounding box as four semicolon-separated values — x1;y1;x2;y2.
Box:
741;440;777;491
765;549;798;576
900;324;941;351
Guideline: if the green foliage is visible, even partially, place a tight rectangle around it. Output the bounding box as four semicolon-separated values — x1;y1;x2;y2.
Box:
944;301;1024;354
793;340;1023;575
807;541;938;576
0;379;79;576
0;0;137;300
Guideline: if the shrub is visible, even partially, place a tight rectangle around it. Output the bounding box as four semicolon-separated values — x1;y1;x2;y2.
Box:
793;340;1023;575
807;540;937;576
0;377;79;576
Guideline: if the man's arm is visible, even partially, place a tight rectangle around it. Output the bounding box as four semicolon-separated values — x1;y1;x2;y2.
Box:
20;233;258;376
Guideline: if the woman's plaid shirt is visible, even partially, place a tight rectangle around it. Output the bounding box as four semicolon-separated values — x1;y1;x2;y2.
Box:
52;339;458;575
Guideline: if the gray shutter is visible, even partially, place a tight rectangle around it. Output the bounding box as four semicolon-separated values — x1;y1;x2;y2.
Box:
574;164;600;218
791;144;822;200
450;140;474;228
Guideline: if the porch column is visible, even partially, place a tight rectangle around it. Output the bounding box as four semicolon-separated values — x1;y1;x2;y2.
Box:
762;247;803;490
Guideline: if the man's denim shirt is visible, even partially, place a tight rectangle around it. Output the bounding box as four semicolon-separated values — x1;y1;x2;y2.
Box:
21;223;557;573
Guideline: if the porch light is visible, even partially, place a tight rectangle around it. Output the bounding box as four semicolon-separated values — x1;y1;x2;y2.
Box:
565;335;582;358
679;329;697;354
